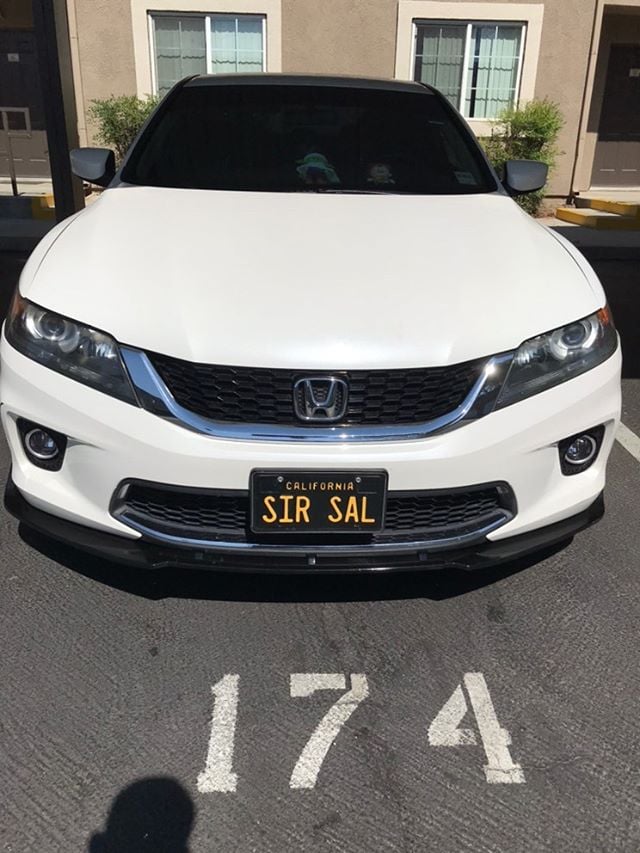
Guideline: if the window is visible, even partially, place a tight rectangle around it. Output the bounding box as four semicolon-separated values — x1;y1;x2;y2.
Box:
210;15;265;74
151;13;266;96
153;16;207;95
122;83;497;195
414;21;525;119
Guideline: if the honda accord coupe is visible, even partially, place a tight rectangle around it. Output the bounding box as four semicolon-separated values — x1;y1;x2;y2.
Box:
1;75;621;572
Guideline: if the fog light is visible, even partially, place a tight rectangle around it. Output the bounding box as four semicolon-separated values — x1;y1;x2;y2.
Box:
558;425;605;476
564;435;597;466
25;429;60;460
17;418;67;471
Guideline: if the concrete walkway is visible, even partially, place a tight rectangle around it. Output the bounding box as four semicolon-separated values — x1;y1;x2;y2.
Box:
0;178;53;197
539;216;640;260
576;189;640;205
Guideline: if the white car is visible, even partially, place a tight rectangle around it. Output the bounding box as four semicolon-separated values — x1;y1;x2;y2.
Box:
1;75;621;572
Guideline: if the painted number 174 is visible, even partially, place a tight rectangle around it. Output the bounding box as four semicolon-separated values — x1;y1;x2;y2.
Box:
196;672;524;793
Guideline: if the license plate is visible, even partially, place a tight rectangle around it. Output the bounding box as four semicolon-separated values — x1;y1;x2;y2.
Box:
250;470;387;534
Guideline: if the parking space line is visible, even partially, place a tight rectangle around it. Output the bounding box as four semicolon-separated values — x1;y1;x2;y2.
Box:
616;422;640;463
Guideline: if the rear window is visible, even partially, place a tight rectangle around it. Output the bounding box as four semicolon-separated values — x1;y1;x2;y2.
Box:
122;83;497;195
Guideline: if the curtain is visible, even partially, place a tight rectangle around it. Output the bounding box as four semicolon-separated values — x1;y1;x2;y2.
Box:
154;16;206;96
210;16;265;74
464;25;522;118
414;25;466;108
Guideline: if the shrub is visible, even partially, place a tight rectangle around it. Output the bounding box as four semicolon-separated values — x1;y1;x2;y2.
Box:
481;99;564;216
88;95;159;163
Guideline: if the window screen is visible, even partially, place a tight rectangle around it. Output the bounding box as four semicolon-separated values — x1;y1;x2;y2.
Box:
210;15;265;74
464;25;523;118
153;15;207;97
414;24;466;109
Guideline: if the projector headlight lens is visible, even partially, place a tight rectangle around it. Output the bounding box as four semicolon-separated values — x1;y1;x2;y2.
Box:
5;293;137;404
496;307;618;409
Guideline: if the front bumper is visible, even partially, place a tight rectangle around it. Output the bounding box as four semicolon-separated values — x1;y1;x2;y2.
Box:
0;336;622;572
4;476;604;572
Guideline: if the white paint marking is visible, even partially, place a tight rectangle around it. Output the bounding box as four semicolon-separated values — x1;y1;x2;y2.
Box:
429;674;525;784
428;684;477;746
463;673;525;784
616;421;640;463
290;672;346;697
289;673;369;790
197;674;240;793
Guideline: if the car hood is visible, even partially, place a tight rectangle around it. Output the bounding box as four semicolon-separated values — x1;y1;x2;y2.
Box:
24;186;602;369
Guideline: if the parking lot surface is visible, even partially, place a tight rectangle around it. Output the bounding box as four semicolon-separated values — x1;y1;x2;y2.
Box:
1;252;639;852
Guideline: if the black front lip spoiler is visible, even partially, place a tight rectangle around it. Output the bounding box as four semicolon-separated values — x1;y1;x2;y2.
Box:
4;477;605;574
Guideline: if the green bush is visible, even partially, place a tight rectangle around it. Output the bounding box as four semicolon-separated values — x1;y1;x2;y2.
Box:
481;99;564;216
88;95;159;163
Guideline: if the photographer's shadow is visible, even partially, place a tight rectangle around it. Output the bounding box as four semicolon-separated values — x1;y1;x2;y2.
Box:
89;777;194;853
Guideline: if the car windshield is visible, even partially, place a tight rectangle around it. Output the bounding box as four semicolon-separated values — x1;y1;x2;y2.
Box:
121;82;497;195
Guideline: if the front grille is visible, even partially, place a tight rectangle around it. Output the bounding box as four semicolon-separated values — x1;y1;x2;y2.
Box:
123;486;247;538
113;480;515;545
147;354;484;426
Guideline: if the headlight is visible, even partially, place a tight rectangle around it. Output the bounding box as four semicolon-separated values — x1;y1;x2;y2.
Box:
4;293;137;404
496;306;618;409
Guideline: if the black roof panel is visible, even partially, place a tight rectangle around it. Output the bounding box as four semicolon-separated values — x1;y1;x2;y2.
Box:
184;73;433;95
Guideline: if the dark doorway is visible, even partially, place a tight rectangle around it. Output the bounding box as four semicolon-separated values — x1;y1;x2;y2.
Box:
0;30;50;180
592;44;640;187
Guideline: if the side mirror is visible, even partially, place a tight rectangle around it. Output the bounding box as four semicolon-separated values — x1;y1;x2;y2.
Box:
503;160;548;196
70;147;116;187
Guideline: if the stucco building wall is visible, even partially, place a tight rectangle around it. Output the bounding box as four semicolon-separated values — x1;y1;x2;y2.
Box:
67;0;137;145
516;0;597;196
281;0;398;77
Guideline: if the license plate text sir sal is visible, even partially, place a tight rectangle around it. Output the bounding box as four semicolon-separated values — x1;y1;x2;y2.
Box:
251;471;387;533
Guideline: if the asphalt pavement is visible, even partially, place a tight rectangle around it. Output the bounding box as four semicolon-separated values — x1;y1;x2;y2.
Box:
1;250;639;852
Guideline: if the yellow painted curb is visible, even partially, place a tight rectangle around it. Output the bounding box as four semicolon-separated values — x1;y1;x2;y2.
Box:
556;207;640;230
587;199;640;218
31;194;55;221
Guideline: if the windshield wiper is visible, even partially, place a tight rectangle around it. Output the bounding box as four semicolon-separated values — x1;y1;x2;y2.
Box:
296;187;389;195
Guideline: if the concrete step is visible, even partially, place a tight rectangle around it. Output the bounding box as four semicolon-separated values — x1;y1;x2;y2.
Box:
589;198;640;217
31;194;55;221
574;197;640;217
555;206;640;230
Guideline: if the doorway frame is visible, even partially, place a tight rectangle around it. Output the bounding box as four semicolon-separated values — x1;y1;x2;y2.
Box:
574;0;640;193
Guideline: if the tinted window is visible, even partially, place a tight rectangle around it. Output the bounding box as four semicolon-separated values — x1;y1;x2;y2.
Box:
122;84;496;194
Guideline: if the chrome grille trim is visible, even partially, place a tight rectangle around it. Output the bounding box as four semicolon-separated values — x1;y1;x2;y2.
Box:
115;514;512;555
121;348;512;444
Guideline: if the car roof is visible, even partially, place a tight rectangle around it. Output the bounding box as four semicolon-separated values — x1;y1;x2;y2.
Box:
184;73;434;95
